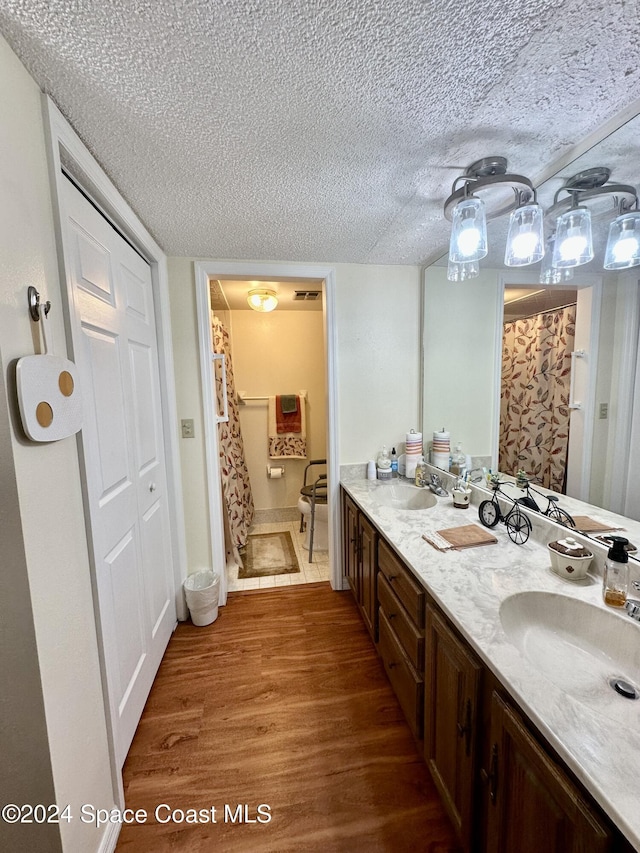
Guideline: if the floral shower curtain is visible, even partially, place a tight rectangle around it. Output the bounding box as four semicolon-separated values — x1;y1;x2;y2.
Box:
499;305;576;492
212;316;254;555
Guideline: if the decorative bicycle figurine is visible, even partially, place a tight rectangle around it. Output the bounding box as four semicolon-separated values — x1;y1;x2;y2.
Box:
515;478;576;528
478;477;532;544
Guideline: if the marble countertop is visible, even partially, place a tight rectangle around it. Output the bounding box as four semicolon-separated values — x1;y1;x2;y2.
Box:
341;473;640;851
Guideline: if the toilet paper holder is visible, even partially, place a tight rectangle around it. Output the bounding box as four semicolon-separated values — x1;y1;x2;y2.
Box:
267;465;285;479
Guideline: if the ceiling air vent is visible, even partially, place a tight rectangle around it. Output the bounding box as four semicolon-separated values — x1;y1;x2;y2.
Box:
293;290;321;301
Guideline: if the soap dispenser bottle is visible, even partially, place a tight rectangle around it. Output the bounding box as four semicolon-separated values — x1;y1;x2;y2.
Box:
603;536;629;607
377;445;392;480
390;447;398;478
450;442;465;476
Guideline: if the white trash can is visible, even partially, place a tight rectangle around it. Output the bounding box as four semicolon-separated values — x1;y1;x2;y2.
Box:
183;570;220;626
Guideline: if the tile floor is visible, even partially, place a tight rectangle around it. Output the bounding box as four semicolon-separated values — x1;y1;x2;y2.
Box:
226;519;331;592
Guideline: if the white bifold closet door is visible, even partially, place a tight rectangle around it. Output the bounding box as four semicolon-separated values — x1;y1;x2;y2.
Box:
60;176;176;767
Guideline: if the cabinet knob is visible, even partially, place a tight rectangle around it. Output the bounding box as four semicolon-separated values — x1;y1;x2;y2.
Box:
388;661;396;669
388;574;398;581
388;612;396;620
149;482;157;492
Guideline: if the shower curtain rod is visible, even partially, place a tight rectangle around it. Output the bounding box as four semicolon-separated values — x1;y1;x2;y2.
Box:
505;300;577;322
237;390;307;404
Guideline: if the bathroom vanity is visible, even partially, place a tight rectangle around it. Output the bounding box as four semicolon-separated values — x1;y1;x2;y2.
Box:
341;474;640;853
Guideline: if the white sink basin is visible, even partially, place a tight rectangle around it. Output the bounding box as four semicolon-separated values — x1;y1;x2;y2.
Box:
500;591;640;724
369;482;437;511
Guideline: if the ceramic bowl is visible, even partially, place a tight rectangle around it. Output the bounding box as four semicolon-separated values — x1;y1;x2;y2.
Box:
548;536;593;580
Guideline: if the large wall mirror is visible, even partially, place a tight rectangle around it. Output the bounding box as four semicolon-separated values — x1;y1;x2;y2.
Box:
422;110;640;523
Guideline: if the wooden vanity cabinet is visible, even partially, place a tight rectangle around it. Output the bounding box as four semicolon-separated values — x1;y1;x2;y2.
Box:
425;605;482;852
342;491;377;640
340;492;626;852
377;539;425;740
484;691;613;853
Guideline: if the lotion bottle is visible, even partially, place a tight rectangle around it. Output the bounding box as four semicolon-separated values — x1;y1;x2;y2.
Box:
603;536;629;607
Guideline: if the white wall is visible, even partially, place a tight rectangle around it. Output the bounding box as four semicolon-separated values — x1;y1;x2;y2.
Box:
0;35;114;853
229;308;326;510
168;258;421;574
422;266;501;457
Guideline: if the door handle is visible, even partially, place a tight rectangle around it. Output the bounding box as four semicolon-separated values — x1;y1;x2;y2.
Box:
482;743;498;803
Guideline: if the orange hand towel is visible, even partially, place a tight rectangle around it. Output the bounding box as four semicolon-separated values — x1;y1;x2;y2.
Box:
276;395;302;434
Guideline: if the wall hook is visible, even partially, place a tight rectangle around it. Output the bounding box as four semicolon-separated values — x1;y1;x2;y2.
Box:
28;286;51;322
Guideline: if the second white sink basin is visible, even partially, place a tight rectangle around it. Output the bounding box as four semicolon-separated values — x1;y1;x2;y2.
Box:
370;482;437;511
500;591;640;724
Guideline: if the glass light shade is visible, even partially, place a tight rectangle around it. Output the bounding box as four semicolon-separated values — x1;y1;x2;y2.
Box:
449;197;488;263
247;288;278;312
539;252;574;285
604;211;640;269
447;257;479;281
551;207;594;268
504;203;545;266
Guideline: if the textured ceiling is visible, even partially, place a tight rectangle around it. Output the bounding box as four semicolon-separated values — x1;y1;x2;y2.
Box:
1;0;639;265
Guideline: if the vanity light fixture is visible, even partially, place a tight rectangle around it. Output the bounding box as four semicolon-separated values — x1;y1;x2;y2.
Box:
539;236;574;285
546;167;640;270
504;196;545;267
447;257;480;281
247;287;278;312
604;209;640;269
445;159;640;278
445;157;536;266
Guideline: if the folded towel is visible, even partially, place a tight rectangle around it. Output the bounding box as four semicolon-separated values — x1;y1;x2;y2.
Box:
276;395;301;433
280;394;298;414
268;396;307;459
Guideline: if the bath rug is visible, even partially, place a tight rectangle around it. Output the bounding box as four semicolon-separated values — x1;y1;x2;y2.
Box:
239;531;301;578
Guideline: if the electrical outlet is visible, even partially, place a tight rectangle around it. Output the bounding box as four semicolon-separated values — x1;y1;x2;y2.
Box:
599;403;608;420
181;418;195;438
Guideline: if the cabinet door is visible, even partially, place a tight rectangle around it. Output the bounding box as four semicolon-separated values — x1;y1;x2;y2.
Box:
343;492;359;599
359;513;377;639
425;607;481;852
485;691;613;853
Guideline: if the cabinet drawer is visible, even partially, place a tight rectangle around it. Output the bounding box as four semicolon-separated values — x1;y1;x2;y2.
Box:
378;539;424;628
378;608;423;739
378;572;424;672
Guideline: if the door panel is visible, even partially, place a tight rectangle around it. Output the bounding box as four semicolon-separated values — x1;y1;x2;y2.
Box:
82;327;131;502
129;341;159;473
73;221;115;304
61;176;176;768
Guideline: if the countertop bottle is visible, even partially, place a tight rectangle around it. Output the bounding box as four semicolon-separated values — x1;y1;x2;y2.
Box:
603;536;629;607
450;442;465;476
415;455;427;487
390;447;398;478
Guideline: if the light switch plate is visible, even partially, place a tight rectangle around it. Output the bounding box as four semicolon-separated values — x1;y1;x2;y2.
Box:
598;403;608;420
181;418;195;438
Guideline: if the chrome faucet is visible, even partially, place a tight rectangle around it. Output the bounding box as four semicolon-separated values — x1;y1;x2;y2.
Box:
428;472;448;497
625;581;640;622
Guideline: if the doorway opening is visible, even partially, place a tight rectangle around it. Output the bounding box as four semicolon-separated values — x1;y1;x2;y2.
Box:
209;276;330;592
195;262;341;606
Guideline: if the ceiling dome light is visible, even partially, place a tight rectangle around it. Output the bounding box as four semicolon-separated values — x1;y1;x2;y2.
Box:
247;288;278;312
604;211;640;269
504;202;545;267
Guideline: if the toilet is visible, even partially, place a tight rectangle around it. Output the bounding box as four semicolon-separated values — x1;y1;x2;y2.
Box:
297;495;329;551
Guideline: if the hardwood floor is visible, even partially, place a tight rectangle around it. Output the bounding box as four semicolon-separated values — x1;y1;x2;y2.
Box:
117;583;460;852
